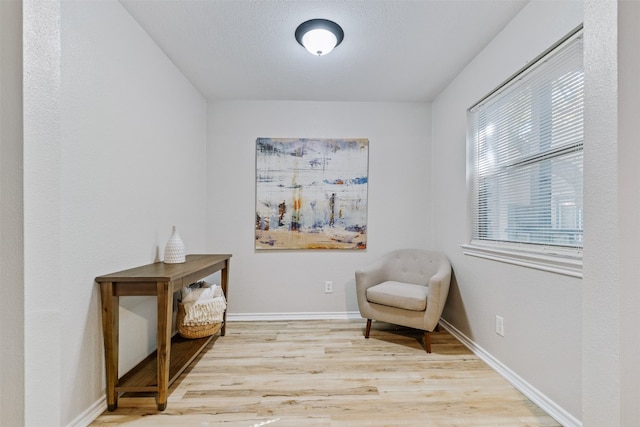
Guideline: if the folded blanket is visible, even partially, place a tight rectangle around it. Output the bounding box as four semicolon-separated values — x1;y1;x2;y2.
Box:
180;282;227;326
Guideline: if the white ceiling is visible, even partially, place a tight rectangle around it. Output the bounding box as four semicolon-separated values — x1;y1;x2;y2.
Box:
120;0;529;103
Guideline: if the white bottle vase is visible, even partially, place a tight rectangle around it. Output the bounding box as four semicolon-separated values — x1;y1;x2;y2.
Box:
164;226;186;264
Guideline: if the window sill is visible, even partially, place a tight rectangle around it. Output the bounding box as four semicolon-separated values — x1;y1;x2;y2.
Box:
461;242;582;278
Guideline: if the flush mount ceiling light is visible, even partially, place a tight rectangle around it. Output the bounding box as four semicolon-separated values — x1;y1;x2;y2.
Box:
295;19;344;56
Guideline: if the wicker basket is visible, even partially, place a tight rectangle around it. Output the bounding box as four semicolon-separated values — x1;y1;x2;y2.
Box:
177;302;222;339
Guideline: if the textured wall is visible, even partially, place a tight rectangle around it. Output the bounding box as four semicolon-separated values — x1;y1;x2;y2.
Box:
618;2;640;424
582;0;622;425
23;0;63;424
0;1;25;425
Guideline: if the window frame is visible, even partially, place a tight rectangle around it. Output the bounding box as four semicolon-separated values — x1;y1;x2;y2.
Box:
463;26;584;278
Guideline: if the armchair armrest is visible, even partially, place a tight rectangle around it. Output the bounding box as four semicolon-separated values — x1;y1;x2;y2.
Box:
428;261;452;289
424;258;452;329
355;259;388;295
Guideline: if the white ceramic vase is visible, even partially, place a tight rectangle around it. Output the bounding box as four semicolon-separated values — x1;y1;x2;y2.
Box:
164;226;186;264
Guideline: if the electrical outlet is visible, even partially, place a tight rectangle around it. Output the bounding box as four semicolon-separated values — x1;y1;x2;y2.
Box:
325;281;333;293
495;315;505;337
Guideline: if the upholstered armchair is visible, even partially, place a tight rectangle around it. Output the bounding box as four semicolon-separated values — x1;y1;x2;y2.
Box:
355;249;452;353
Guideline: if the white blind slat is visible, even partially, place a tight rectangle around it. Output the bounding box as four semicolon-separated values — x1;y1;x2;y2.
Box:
469;30;583;249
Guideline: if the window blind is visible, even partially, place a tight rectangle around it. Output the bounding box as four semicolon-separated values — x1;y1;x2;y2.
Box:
469;30;583;249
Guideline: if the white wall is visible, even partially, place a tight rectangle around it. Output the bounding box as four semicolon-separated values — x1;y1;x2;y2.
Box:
582;2;619;424
23;0;63;424
0;1;25;425
617;1;640;424
207;101;431;316
431;0;583;423
23;1;207;425
582;1;640;426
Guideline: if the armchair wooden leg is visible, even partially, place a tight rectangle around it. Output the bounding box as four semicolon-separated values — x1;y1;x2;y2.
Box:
424;331;431;353
365;319;372;338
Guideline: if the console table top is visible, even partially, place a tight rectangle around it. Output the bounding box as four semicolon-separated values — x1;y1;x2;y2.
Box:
96;254;232;283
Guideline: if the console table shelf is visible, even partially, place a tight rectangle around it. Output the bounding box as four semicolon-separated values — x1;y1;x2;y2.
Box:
117;334;214;393
96;254;231;411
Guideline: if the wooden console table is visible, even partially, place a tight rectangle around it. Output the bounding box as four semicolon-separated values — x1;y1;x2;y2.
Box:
96;254;231;411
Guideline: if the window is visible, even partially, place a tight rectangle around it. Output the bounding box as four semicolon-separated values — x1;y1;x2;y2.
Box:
465;28;583;276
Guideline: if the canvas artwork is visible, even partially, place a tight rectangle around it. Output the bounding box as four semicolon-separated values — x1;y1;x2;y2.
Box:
256;137;369;250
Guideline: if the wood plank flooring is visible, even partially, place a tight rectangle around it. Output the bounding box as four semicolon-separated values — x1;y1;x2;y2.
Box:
91;320;561;426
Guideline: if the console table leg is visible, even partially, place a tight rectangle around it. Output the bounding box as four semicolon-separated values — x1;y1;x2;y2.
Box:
99;282;119;411
220;261;230;336
156;281;172;410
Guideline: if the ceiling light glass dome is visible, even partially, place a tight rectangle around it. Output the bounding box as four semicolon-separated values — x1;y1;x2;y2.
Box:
295;19;344;56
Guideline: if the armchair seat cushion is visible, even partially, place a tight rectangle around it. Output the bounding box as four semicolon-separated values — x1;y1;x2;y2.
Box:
366;281;428;312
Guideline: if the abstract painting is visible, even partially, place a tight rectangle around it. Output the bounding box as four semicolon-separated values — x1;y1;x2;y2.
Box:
256;137;368;250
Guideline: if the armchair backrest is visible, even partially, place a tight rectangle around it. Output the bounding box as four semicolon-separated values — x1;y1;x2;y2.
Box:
381;249;449;286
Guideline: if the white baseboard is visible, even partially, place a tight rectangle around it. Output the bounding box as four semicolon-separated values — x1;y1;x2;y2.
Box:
438;318;581;427
226;311;363;321
66;395;106;427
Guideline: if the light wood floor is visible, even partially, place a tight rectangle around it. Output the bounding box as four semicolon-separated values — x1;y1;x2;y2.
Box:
91;320;561;426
